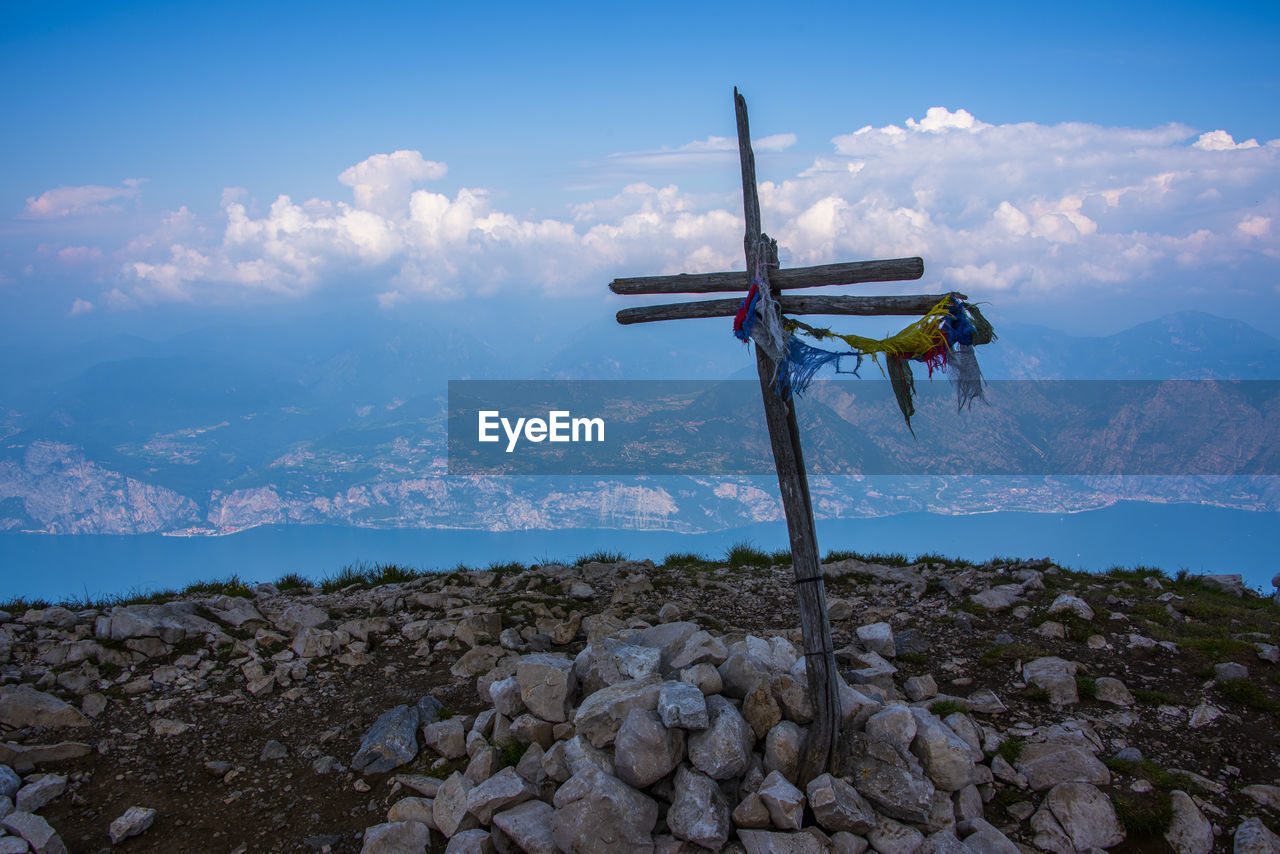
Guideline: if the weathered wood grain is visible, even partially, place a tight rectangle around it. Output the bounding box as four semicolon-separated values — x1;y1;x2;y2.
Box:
609;256;923;295
735;88;841;783
615;292;964;325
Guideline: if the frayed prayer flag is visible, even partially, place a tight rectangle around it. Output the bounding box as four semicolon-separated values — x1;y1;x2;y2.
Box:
948;343;987;411
733;282;760;343
886;356;917;437
782;336;862;398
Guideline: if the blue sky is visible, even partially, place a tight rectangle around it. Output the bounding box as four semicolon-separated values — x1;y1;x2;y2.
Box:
2;0;1278;344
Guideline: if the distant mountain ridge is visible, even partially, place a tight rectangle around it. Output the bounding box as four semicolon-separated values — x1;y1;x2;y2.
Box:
980;310;1280;380
1;309;1276;535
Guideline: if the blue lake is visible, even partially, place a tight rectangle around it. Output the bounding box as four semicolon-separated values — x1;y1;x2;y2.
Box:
1;501;1277;603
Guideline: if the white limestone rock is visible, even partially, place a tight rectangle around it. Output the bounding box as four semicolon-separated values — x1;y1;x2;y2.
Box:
666;765;730;851
465;767;535;824
909;709;976;792
657;680;709;730
613;708;684;789
516;654;577;723
1022;657;1080;706
572;678;663;748
757;770;805;830
686;695;755;780
108;806;157;845
1047;593;1095;621
492;800;557;854
805;772;874;834
1045;781;1125;851
1164;790;1213;854
551;767;658;853
855;622;896;659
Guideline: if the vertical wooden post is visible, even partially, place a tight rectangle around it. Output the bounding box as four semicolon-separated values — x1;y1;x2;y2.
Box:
734;89;841;781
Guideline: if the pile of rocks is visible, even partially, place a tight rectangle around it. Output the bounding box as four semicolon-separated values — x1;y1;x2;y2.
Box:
358;617;1165;853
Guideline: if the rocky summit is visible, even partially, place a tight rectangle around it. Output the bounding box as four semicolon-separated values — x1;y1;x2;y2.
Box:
1;556;1279;853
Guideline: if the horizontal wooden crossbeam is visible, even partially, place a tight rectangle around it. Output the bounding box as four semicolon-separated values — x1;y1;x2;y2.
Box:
609;257;923;295
615;292;966;325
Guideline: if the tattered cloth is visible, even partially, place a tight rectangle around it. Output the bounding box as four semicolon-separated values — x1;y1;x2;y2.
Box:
772;296;997;433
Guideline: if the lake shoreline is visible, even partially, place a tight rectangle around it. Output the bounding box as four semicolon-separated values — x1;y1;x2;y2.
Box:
2;500;1275;602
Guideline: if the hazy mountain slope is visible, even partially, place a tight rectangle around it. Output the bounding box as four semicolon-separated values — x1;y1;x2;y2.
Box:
1;309;1276;534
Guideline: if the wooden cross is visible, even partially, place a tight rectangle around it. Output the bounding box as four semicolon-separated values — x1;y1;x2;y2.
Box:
608;89;965;781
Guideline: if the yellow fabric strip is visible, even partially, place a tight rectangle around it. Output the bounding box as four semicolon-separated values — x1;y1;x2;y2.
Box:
784;296;953;363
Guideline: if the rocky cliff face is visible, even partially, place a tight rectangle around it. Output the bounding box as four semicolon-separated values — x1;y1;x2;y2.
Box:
1;555;1278;852
0;442;201;534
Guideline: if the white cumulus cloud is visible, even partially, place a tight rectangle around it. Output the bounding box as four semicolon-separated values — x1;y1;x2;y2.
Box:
337;150;447;216
100;107;1280;311
1194;130;1260;151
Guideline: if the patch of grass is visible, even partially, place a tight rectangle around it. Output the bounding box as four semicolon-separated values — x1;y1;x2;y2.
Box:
1075;675;1097;700
979;643;1046;664
1131;602;1173;627
896;651;928;669
662;551;709;567
1105;757;1198;793
123;586;182;605
320;564;373;594
1104;565;1167;583
1113;791;1174;835
486;561;527;575
182;574;254;598
1132;687;1177;706
317;561;423;593
959;599;989;617
823;549;910;566
0;596;53;613
1178;599;1263;627
1181;636;1257;660
574;551;627;566
929;700;965;716
55;589;108;610
726;541;771;570
367;563;421;585
494;739;530;769
659;553;722;586
274;572;312;591
768;549;793;566
1217;678;1280;716
1172;577;1278;617
995;737;1024;764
